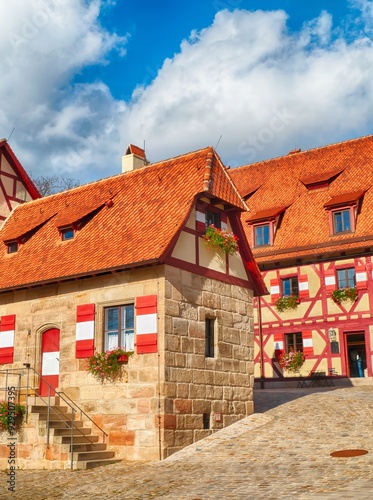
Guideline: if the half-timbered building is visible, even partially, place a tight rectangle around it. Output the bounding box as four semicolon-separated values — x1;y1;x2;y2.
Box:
230;134;373;384
0;146;265;469
0;139;40;226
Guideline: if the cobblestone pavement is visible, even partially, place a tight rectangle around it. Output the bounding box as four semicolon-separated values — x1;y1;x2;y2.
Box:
2;385;373;499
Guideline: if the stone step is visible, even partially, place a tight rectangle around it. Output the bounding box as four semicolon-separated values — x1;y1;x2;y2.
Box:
75;458;122;470
46;420;84;429
69;443;107;452
73;450;115;462
52;427;91;436
30;405;68;414
58;435;99;445
38;412;76;422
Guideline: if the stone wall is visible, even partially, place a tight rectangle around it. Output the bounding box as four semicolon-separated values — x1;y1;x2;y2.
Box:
162;266;254;458
0;267;164;467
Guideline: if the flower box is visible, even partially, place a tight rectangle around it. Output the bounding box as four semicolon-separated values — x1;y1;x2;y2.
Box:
274;295;299;312
331;287;357;304
203;224;239;255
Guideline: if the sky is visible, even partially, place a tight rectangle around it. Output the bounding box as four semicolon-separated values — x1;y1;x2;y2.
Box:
1;0;373;185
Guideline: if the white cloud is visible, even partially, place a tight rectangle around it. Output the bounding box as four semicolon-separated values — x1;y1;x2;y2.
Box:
121;5;373;168
0;0;127;181
1;1;373;184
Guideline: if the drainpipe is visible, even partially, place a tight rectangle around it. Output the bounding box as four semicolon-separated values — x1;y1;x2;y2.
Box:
257;298;265;389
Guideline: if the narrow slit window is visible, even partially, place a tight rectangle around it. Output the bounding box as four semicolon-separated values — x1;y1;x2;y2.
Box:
205;318;215;358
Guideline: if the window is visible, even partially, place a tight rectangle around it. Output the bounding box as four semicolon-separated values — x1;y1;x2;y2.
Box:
337;268;356;289
205;318;215;358
254;223;270;247
285;332;303;353
333;209;351;233
61;227;75;240
206;210;221;229
281;276;299;297
104;304;134;351
203;413;210;429
7;242;18;253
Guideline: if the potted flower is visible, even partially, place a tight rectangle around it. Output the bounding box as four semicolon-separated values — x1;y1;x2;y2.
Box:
331;287;357;304
278;350;305;374
0;400;25;433
87;348;133;384
204;224;239;255
275;295;299;312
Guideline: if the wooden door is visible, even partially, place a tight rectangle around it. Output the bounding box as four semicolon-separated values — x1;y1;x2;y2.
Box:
40;328;60;396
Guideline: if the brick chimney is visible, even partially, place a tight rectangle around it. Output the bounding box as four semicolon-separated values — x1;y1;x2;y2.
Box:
122;144;148;172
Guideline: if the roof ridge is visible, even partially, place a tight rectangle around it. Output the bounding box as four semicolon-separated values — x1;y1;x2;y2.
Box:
214;149;250;211
235;133;373;170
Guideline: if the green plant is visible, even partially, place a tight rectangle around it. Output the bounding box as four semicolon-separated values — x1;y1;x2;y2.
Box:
278;350;305;374
331;287;357;304
203;224;239;255
274;295;299;312
0;400;25;433
87;348;133;384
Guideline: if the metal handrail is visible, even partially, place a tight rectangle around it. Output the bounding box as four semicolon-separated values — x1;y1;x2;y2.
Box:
0;366;108;469
58;391;108;443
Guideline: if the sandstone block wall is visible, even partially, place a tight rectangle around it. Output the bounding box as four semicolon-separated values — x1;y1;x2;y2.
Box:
162;266;254;458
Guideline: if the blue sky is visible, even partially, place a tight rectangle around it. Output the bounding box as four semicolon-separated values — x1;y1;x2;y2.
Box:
1;0;373;184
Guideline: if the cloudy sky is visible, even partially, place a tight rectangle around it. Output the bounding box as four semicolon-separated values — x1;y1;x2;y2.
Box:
1;0;373;184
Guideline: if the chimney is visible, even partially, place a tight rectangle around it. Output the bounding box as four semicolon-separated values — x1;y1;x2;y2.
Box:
122;144;148;173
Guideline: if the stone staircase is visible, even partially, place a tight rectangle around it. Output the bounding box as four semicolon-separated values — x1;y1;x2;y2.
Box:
31;400;121;469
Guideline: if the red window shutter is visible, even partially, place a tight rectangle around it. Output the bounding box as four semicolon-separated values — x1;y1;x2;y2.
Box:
76;304;95;358
324;269;336;292
302;330;313;356
135;295;157;354
274;333;284;358
196;210;206;232
0;314;16;364
355;265;367;290
298;275;309;299
270;278;280;303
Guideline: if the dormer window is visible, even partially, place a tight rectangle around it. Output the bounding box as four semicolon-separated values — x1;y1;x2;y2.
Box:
248;206;288;248
254;223;270;247
61;227;74;241
324;191;364;236
333;209;351;233
7;241;18;253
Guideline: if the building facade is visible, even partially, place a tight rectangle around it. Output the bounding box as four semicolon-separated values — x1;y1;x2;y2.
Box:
0;146;264;468
230;135;373;383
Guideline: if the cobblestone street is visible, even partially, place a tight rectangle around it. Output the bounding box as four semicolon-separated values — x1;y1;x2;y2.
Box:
2;385;373;499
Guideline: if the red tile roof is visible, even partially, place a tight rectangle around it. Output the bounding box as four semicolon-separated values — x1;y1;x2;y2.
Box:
0;147;249;290
229;134;373;264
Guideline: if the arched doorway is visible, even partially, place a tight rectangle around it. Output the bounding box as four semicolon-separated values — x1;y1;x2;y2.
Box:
40;328;60;396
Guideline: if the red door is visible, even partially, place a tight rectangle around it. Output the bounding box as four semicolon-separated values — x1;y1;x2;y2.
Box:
40;329;60;396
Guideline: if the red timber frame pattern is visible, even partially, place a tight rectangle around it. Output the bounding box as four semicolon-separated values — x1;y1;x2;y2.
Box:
254;256;373;379
0;143;40;224
165;197;265;294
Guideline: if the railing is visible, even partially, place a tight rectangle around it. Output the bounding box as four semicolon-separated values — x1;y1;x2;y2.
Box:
0;366;108;469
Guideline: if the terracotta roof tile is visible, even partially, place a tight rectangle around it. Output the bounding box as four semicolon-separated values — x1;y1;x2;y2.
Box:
229;134;373;263
0;147;246;290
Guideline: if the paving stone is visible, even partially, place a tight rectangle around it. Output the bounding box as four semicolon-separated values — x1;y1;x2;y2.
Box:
2;386;373;499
